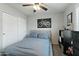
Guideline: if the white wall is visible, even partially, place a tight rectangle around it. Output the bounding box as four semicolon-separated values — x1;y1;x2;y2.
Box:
64;4;76;30
75;4;79;31
18;17;27;41
0;4;27;50
27;13;64;44
64;3;79;31
0;4;26;19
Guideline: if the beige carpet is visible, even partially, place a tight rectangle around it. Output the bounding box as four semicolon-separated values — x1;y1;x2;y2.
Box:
53;44;65;56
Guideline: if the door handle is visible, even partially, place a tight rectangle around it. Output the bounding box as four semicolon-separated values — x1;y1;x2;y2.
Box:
3;33;5;35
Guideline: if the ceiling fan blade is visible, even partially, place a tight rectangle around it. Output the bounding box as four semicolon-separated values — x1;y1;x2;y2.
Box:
22;4;33;6
34;3;39;5
41;3;46;5
39;5;48;11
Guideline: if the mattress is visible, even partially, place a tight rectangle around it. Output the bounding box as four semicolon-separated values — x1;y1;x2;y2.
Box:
4;38;53;56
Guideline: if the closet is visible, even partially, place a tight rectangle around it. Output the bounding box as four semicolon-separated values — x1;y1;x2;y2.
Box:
1;12;27;49
0;11;2;53
2;13;18;48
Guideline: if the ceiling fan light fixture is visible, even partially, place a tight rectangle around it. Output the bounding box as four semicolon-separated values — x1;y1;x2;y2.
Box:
22;3;48;12
33;4;40;10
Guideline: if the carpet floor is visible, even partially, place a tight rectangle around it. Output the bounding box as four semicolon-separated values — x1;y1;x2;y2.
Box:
52;44;65;56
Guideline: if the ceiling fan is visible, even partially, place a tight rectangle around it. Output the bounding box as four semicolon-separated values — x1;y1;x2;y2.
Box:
22;3;48;12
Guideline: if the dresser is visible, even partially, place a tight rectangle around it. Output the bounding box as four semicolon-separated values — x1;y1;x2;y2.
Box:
72;31;79;56
59;30;79;56
59;30;73;55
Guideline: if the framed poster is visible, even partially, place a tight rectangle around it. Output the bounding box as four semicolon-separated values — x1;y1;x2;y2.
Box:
67;12;72;26
37;18;51;28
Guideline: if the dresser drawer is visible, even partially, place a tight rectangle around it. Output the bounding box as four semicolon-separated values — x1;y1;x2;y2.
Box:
72;32;79;39
74;40;79;49
74;48;79;56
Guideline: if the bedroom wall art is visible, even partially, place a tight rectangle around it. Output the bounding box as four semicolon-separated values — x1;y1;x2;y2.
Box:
67;12;72;26
37;18;51;28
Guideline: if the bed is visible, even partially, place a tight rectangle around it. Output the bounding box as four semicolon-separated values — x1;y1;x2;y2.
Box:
4;30;53;56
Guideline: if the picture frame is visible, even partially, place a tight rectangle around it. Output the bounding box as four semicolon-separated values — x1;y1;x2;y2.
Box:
37;18;51;28
67;12;72;26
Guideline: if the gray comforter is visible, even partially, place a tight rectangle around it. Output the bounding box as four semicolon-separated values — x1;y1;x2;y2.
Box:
4;38;52;56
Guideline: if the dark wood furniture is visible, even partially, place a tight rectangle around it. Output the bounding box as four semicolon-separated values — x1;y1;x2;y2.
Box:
72;31;79;56
59;30;73;56
59;30;79;56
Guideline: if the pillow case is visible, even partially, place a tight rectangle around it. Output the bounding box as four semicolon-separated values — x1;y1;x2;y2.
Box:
29;31;38;38
38;32;50;39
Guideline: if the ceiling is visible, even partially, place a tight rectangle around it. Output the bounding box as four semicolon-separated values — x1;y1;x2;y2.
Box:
7;3;71;16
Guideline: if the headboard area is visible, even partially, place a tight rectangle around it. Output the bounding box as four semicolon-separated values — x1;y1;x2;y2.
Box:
29;30;51;39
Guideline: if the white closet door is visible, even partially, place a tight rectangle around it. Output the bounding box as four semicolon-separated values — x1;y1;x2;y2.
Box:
2;13;18;49
18;17;26;41
0;11;2;52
